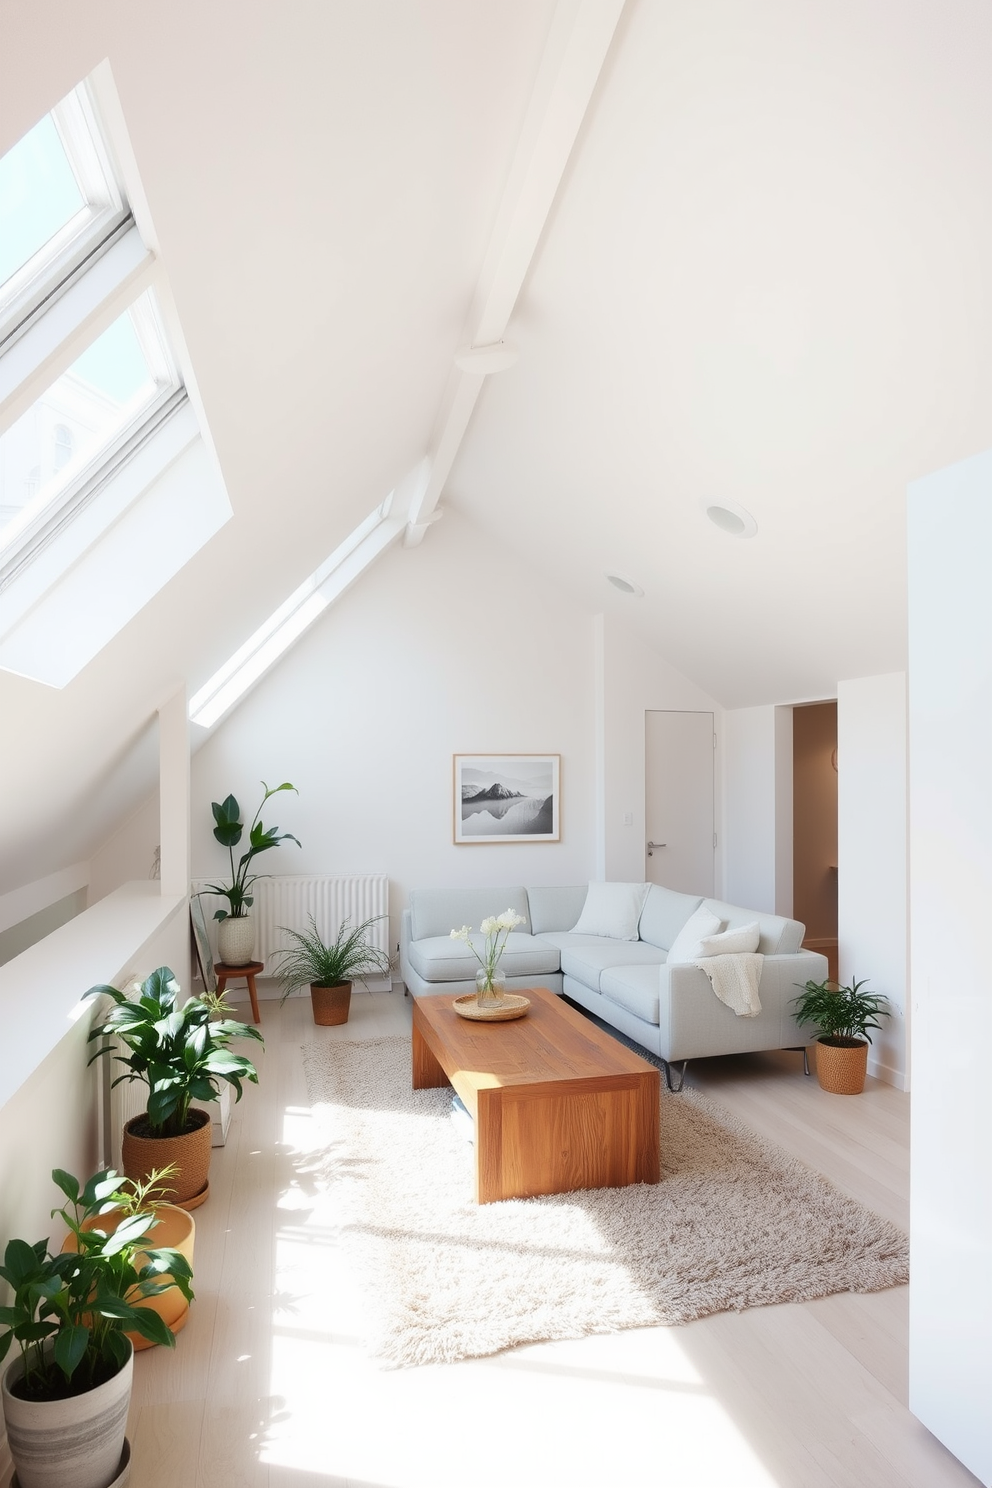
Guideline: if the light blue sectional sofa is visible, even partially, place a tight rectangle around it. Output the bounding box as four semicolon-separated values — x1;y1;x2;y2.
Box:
399;883;828;1087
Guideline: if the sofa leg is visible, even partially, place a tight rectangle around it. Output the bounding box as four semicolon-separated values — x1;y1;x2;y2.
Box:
784;1045;810;1076
662;1059;688;1093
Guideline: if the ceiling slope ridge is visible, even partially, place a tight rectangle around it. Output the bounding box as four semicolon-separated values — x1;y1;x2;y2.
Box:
404;0;626;545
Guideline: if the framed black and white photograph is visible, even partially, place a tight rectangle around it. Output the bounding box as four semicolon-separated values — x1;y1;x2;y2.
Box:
453;754;560;844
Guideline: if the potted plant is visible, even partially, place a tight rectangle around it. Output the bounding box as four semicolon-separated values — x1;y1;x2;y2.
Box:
85;967;263;1207
205;780;301;965
0;1167;193;1488
792;977;890;1094
61;1166;195;1350
274;914;391;1025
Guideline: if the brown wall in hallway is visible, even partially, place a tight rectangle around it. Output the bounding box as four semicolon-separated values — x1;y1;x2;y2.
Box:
793;701;838;944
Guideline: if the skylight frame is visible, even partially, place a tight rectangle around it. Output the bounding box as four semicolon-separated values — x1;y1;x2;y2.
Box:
0;83;132;353
0;287;184;575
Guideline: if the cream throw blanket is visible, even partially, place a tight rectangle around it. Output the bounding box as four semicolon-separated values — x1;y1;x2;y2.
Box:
693;952;764;1017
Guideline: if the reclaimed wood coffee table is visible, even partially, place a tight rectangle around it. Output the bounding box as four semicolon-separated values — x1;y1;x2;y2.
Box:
412;986;660;1203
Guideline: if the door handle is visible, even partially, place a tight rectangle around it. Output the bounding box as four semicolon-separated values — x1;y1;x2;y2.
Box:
646;841;666;857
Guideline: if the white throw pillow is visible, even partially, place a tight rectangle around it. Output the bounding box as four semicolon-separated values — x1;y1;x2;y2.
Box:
696;921;761;957
571;881;649;941
666;907;723;964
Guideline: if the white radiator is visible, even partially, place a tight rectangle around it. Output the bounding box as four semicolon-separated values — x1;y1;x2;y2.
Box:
192;873;391;988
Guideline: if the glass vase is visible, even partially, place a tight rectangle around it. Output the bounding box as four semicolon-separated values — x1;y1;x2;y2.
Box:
476;968;506;1009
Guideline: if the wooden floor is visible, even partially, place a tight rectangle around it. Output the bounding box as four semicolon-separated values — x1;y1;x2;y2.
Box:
33;991;983;1488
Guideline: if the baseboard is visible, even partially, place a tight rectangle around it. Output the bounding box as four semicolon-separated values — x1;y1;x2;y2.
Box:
868;1053;908;1091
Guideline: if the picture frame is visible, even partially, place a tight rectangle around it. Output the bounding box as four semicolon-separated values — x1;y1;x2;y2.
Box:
190;894;216;993
453;754;560;844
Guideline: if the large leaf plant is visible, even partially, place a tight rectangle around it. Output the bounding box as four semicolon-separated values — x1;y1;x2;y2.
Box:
85;967;263;1138
205;780;300;921
0;1168;193;1401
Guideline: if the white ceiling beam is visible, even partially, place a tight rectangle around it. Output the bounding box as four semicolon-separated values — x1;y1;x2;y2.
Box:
404;0;626;545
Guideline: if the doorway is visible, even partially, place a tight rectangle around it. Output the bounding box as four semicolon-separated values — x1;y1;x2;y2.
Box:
644;710;715;895
792;701;838;982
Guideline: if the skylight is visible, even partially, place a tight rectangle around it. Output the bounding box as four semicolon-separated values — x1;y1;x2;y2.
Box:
0;84;129;351
0;289;178;553
189;503;405;728
0;114;84;289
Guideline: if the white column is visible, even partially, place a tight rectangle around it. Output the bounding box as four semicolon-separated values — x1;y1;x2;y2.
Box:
907;449;992;1484
158;687;190;900
837;673;908;1088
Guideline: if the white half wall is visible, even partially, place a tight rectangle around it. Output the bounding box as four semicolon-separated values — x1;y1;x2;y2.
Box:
837;673;908;1089
907;449;992;1485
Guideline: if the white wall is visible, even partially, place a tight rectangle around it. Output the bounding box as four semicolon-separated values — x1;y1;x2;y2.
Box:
723;705;780;910
188;512;599;957
598;614;723;885
907;451;992;1485
837;673;908;1089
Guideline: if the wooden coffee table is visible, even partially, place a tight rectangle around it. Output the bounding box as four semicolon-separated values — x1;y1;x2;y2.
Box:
412;986;660;1203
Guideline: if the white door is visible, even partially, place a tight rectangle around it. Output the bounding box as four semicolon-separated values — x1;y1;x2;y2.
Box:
644;710;715;894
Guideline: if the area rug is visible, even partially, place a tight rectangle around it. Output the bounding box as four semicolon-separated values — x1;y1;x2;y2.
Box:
299;1035;908;1368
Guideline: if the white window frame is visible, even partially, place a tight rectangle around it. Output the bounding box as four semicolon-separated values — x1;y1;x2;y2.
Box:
0;83;132;352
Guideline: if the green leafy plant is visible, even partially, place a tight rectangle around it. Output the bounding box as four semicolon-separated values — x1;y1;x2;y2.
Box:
274;914;391;999
792;977;890;1046
85;967;263;1138
0;1168;194;1401
110;1165;180;1218
205;780;300;921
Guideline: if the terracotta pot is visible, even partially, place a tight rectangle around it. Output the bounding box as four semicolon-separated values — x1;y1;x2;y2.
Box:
217;914;255;966
2;1341;132;1488
310;981;352;1026
814;1037;869;1095
121;1108;212;1208
63;1205;195;1351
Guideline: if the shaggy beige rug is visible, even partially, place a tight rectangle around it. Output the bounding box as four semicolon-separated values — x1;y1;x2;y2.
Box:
300;1035;908;1368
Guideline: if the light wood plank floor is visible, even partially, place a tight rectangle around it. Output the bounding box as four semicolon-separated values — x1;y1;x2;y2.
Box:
34;992;985;1488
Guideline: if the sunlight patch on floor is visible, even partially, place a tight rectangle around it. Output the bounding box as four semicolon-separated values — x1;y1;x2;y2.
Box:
261;1094;784;1488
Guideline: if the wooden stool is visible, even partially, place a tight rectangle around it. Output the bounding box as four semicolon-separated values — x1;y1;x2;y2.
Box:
214;961;263;1024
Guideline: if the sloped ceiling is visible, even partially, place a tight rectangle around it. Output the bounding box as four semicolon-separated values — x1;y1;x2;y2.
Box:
450;0;992;705
0;0;556;891
3;0;992;891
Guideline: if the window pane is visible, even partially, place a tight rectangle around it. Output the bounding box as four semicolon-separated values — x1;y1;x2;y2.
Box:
0;302;158;542
0;114;84;288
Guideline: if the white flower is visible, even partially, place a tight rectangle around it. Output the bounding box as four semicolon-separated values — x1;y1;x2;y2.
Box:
496;909;525;931
449;926;471;942
479;916;498;935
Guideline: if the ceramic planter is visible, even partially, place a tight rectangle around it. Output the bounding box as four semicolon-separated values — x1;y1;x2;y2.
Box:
814;1037;869;1094
217;914;255;966
121;1108;212;1209
63;1205;195;1350
2;1342;132;1488
310;980;352;1026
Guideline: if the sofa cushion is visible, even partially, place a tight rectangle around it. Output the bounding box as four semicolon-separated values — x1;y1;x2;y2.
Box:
409;887;530;941
600;964;662;1025
637;885;704;950
698;921;760;956
559;938;665;993
571;881;648;940
667;907;723;964
701;899;804;955
526;885;588;935
408;931;559;983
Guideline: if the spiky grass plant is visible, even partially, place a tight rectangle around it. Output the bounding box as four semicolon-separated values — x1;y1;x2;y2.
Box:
792;977;890;1047
274;914;391;998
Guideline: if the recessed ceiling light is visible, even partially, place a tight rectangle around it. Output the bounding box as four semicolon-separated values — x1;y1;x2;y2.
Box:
606;573;644;597
704;500;757;539
454;340;519;374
